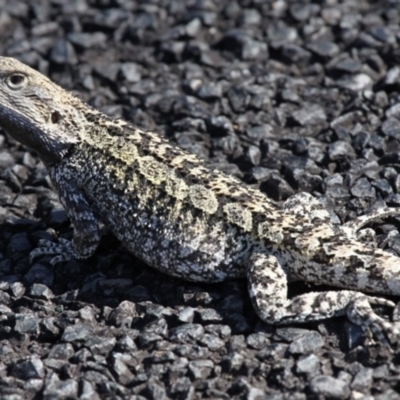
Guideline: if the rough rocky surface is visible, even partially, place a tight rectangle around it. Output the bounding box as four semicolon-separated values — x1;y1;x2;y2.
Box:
1;0;400;398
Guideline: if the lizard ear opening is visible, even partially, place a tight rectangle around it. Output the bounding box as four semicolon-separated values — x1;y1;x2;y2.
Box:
51;110;62;124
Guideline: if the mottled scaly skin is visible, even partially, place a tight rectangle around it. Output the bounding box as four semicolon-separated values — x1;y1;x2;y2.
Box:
0;57;400;345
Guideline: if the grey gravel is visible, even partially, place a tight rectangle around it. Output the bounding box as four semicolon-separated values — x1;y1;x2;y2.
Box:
1;0;400;398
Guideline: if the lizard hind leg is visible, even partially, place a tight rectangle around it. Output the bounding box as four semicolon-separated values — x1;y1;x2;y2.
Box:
246;252;399;345
343;207;400;235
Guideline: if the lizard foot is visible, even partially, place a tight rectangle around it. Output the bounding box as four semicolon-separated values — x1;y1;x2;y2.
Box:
30;238;81;265
346;294;399;347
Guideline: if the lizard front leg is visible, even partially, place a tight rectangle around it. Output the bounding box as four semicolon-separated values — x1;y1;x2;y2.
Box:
246;252;398;344
30;176;101;265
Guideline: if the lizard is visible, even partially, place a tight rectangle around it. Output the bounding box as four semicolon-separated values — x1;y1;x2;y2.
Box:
0;56;400;345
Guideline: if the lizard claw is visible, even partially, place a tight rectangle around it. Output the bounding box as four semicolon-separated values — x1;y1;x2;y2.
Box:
30;238;80;265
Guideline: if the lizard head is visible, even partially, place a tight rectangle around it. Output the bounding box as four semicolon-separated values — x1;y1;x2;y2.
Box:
0;57;85;165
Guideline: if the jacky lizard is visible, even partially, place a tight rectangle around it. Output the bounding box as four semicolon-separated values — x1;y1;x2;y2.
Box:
0;57;400;344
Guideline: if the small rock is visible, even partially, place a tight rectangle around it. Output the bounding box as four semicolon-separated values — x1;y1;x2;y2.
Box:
310;375;350;399
350;178;376;199
188;359;214;380
351;367;374;393
246;332;270;350
47;343;74;360
107;300;136;328
120;62;141;83
328;141;356;161
382;118;400;140
50;39;77;64
307;41;339;58
43;377;79;399
24;264;54;287
198;333;225;351
297;354;320;374
178;307;195;323
142;378;167;400
221;352;244;372
29;283;53;299
94;62;120;82
111;357;135;386
14;313;39;335
68;32;107;49
292;104;327;126
289;331;324;354
62;324;93;342
169;324;205;343
196;308;223;323
10;356;44;379
116;335;137;352
84;336;116;355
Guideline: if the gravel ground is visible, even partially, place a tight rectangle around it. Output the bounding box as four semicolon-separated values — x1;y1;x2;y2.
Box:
1;0;400;398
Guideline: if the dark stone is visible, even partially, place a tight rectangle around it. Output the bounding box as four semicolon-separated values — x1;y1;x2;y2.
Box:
281;44;312;65
111;357;135;385
227;87;250;113
40;317;60;338
328;141;356;161
329;57;363;73
307;41;339;58
24;264;54;287
94;63;121;82
10;356;44;379
137;332;163;348
43;377;79;399
50;39;77;65
206;115;233;136
116;335;137;352
68;32;107;49
372;179;392;197
267;21;298;47
142;378;167;400
221;352;244;372
350;178;376;199
7;233;31;262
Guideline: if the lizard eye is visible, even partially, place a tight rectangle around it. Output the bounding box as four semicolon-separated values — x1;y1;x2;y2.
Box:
5;73;27;90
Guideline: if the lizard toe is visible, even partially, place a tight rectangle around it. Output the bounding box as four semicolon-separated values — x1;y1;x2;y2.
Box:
29;238;81;264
